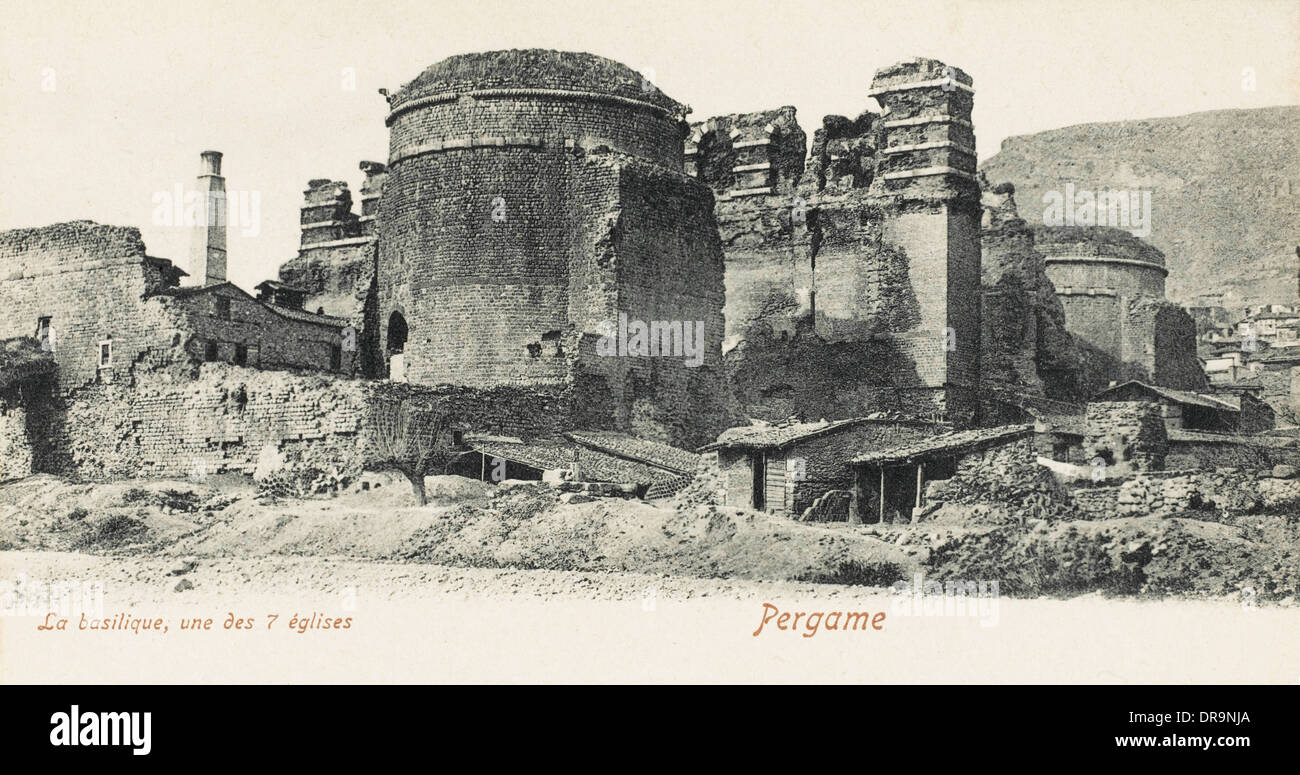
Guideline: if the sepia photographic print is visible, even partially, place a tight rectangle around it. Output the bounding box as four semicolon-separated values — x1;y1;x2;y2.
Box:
1;0;1297;742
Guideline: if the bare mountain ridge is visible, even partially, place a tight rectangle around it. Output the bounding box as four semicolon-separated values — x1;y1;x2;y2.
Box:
981;106;1299;307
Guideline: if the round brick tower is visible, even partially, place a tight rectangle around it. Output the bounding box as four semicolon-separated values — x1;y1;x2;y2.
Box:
1033;225;1202;393
377;50;687;387
1035;225;1168;298
376;49;729;446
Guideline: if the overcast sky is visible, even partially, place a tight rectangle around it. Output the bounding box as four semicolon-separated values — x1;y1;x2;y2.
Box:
2;0;1297;290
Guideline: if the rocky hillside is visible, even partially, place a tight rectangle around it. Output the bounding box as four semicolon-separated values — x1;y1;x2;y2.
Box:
981;106;1300;306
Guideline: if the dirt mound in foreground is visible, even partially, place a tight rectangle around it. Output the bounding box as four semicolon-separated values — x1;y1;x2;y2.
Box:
3;474;1295;598
0;476;915;587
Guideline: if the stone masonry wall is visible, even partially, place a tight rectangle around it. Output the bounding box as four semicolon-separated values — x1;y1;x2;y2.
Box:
1029;225;1203;395
1124;298;1208;391
279;162;388;378
0;387;33;481
376;53;728;448
703;58;984;427
922;437;1064;512
35;364;573;481
0;222;185;391
166;284;356;374
979;181;1085;410
1084;401;1168;473
1071;467;1300;520
380;145;585;389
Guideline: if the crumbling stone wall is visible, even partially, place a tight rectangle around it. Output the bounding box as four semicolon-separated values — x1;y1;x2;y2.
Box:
34;363;574;481
1030;225;1204;395
277;163;387;377
979;181;1084;413
1071;467;1300;519
687;106;805;196
1125;298;1207;391
0;222;186;391
43;368;368;480
700;58;984;427
1247;363;1300;426
1083;401;1168;472
1;221;353;394
0;389;32;480
922;437;1066;514
279;241;374;318
1164;438;1283;470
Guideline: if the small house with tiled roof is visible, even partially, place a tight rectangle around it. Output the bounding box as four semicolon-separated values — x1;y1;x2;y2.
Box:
1091;380;1273;433
849;425;1037;523
701;416;939;516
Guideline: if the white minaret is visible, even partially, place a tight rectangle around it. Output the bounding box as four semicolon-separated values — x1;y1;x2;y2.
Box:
190;150;227;285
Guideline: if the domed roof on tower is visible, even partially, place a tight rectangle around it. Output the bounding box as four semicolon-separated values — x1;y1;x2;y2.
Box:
388;49;685;115
1033;225;1167;269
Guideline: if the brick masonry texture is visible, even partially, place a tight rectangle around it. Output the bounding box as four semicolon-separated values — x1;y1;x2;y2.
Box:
27;363;570;481
1028;224;1204;395
0;221;354;391
0;50;1240;492
693;58;984;428
0;222;181;391
979;183;1086;414
377;50;730;449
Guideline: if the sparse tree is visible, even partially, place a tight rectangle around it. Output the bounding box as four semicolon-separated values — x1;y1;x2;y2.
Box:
368;396;454;505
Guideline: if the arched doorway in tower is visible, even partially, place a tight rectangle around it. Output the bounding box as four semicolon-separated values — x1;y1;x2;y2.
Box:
387;311;408;382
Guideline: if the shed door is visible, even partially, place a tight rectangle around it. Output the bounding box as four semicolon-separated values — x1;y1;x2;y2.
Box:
751;452;765;511
765;450;786;514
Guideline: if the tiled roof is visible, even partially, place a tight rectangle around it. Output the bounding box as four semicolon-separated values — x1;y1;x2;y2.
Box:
463;435;683;487
1093;381;1238;412
254;280;307;293
1258;347;1300;363
157;282;350;328
851;425;1034;465
266;304;350;327
644;474;694;500
563;430;699;474
1210;377;1264;389
703;417;890;451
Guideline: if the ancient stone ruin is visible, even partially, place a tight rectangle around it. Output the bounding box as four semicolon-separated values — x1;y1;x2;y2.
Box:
0;48;1247;489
